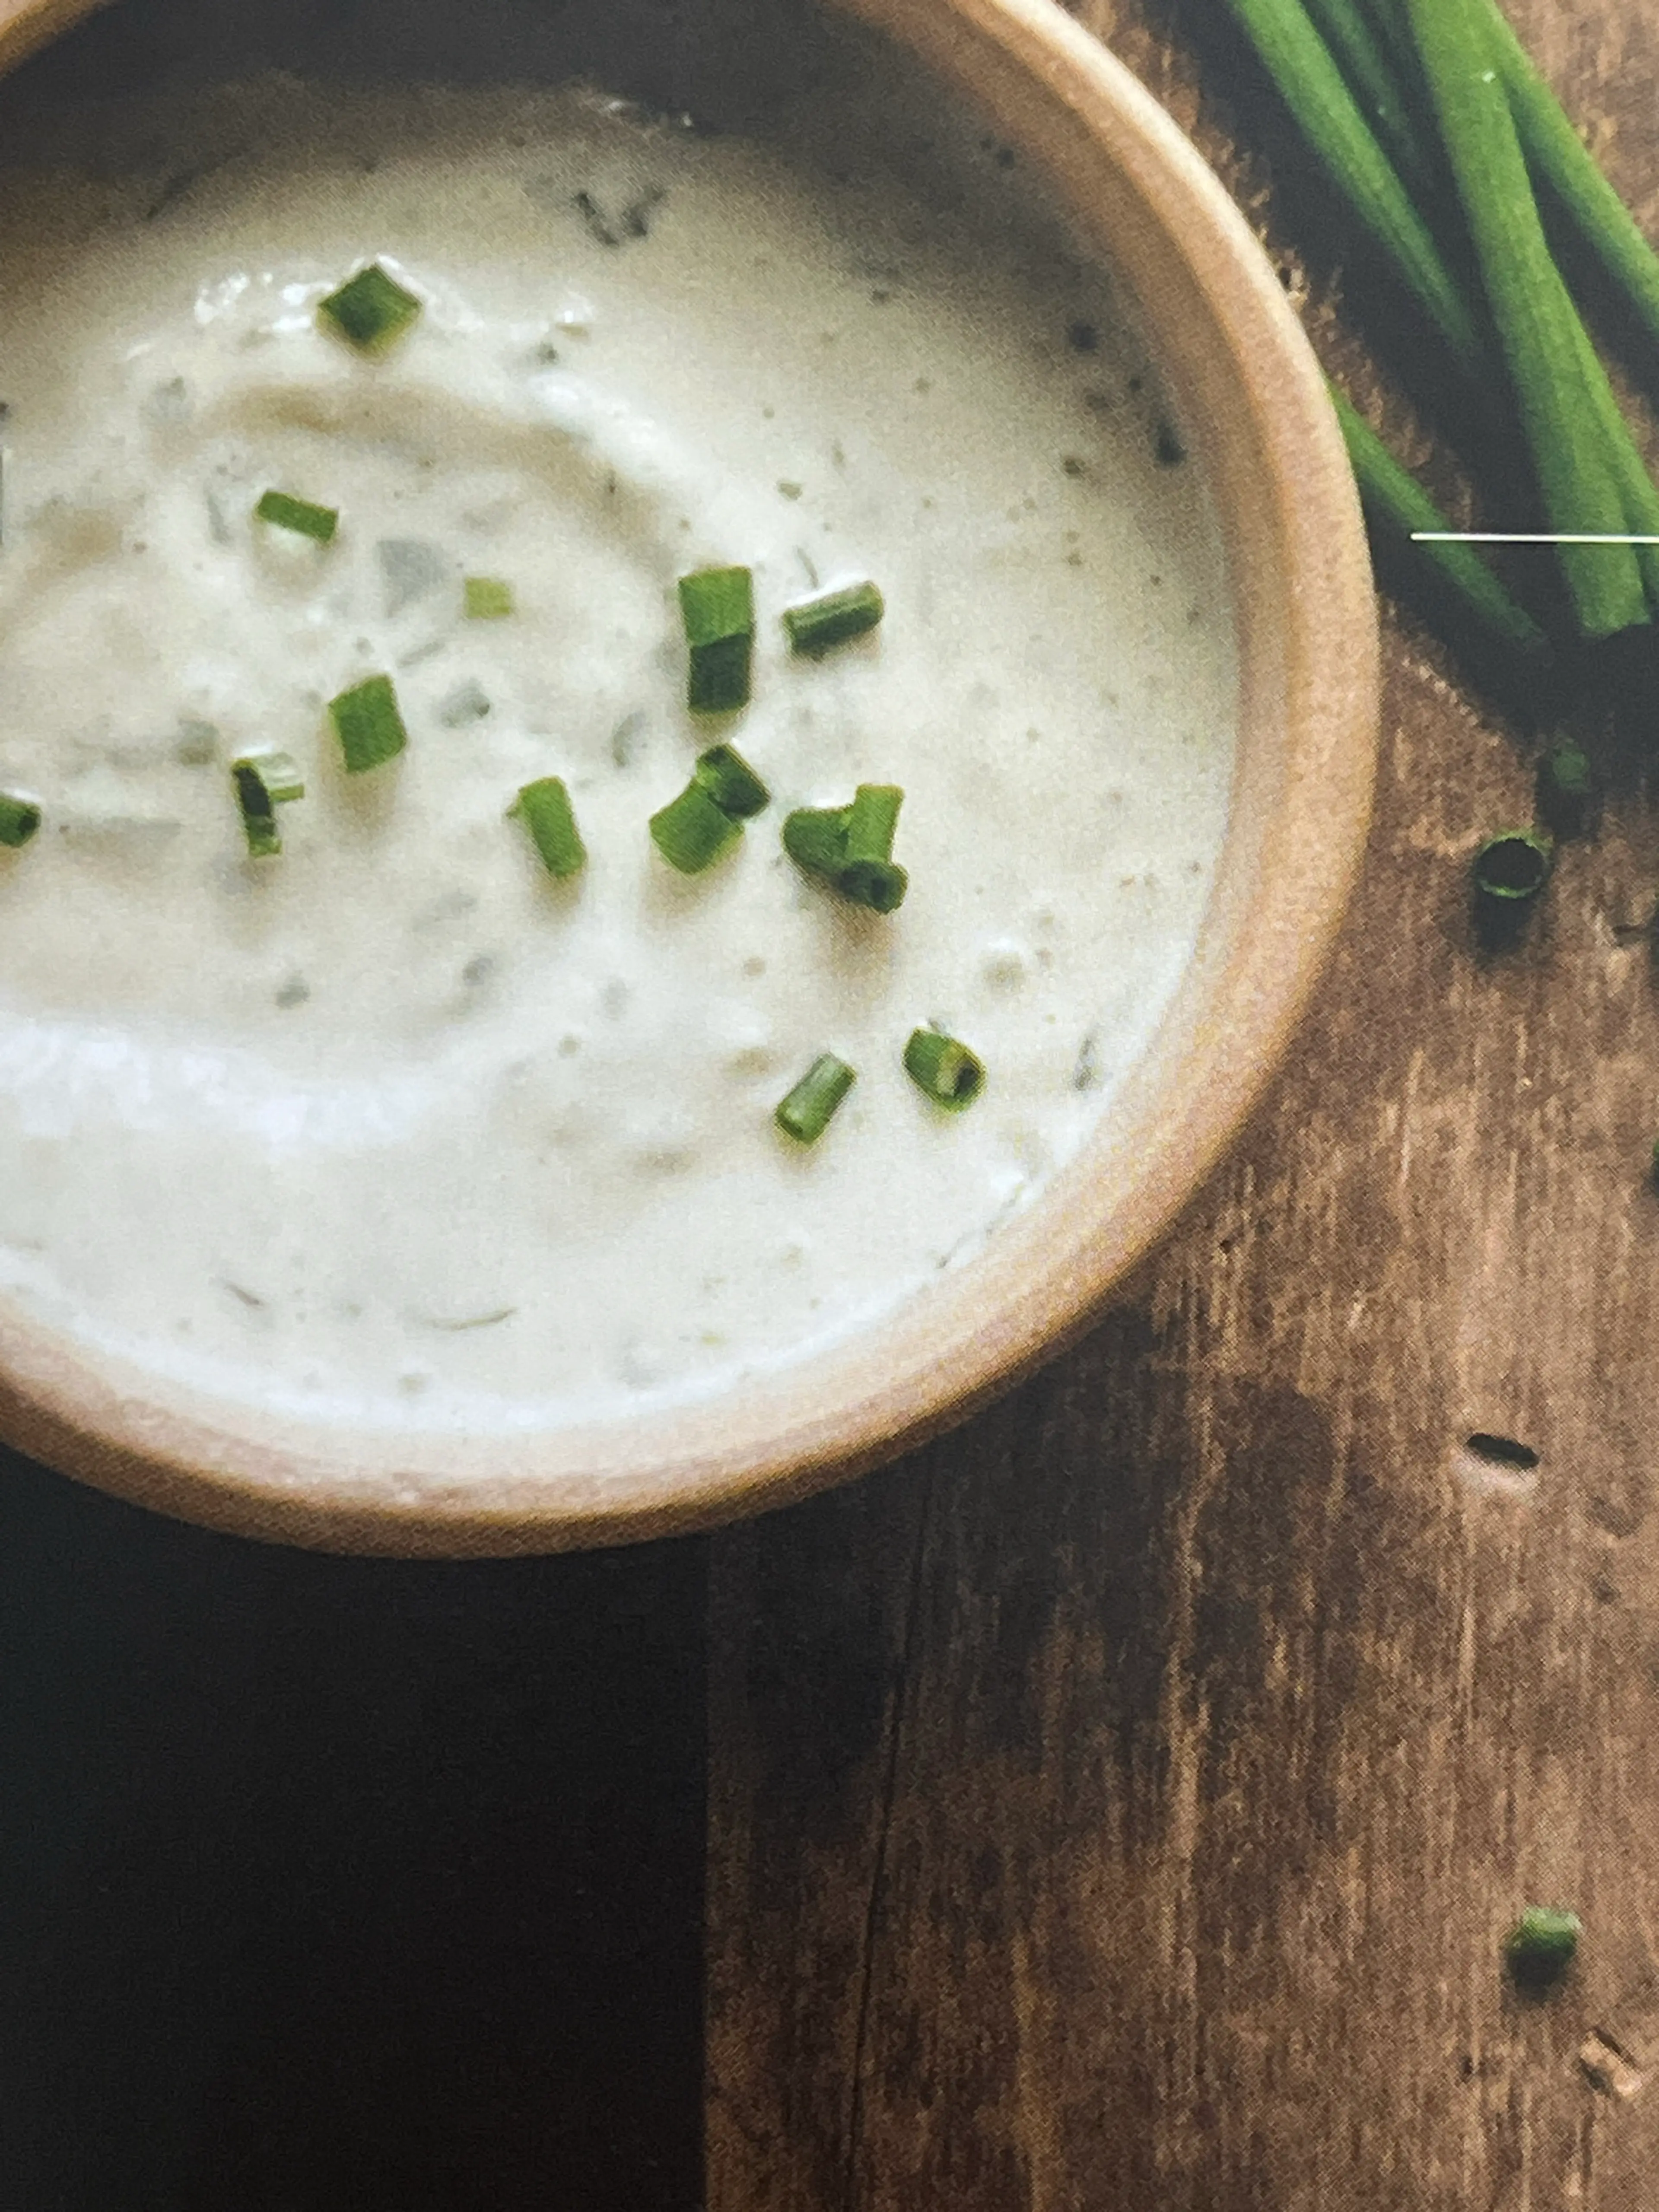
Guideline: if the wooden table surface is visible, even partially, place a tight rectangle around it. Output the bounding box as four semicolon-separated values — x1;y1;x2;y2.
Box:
707;5;1659;2207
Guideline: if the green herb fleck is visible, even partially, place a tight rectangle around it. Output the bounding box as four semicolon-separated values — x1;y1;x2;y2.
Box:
464;576;515;620
783;783;907;912
1503;1907;1580;1992
255;489;338;543
775;1053;856;1144
231;750;305;858
784;578;885;656
650;780;742;874
510;776;585;878
0;790;41;848
679;566;755;713
329;674;407;774
904;1027;985;1110
693;743;769;819
318;262;423;354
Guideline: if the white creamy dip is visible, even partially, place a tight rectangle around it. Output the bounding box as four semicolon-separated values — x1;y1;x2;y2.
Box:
0;68;1235;1433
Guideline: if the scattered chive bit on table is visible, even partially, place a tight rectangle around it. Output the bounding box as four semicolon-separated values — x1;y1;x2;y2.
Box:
0;790;42;848
1535;740;1595;838
775;1053;857;1144
254;489;338;543
464;576;515;620
650;779;742;874
782;783;908;912
678;566;755;713
328;673;408;774
783;579;885;656
903;1026;986;1110
318;262;423;354
509;776;585;878
231;750;305;859
692;743;770;819
1503;1906;1581;1992
1472;827;1553;903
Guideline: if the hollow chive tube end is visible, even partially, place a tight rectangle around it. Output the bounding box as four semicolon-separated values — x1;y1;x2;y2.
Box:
1472;828;1553;902
903;1027;985;1110
775;1053;856;1144
694;743;770;819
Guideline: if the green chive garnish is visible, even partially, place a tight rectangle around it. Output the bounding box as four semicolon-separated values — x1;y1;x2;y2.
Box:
1503;1907;1580;1993
1536;741;1595;838
693;743;769;819
1473;828;1553;903
678;566;754;713
329;674;408;774
255;489;338;543
318;262;423;354
464;576;515;620
510;777;585;878
231;750;305;858
904;1027;985;1110
775;1053;856;1144
783;579;885;656
0;790;41;848
782;784;908;912
650;780;741;874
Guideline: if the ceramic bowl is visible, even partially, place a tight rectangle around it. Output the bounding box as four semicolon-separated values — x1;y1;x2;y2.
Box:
0;0;1376;1552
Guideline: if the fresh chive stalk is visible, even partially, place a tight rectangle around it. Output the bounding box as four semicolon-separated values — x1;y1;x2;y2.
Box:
231;750;305;859
678;566;755;713
693;743;770;818
650;780;741;873
319;262;423;353
1216;0;1482;373
783;785;909;912
903;1027;986;1110
510;776;585;878
1327;382;1549;652
255;489;339;543
1404;0;1646;638
329;673;408;773
783;580;885;656
1300;0;1437;194
464;576;515;620
1474;0;1659;362
1472;827;1553;903
775;1053;857;1144
0;790;41;847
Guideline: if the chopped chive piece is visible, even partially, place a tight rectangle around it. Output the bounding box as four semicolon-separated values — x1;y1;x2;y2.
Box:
0;790;41;847
231;750;305;858
1536;741;1594;837
782;803;852;876
329;673;408;774
1473;828;1553;902
255;489;338;543
650;779;742;873
784;579;885;656
464;576;515;620
678;566;755;713
1503;1907;1580;1992
318;262;422;353
510;776;585;878
693;743;769;819
904;1027;985;1110
783;784;908;911
775;1053;857;1144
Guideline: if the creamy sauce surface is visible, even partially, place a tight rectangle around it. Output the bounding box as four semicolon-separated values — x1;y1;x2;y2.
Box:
0;71;1236;1433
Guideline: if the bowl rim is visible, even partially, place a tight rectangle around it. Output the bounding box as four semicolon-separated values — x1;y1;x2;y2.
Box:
0;0;1378;1554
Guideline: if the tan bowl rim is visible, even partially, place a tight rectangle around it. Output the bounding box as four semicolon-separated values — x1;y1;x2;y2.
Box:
0;0;1379;1554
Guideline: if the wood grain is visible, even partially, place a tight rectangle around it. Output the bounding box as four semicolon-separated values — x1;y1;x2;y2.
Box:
707;4;1659;2206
